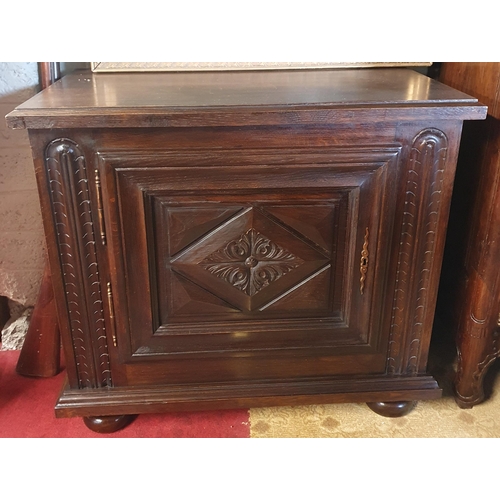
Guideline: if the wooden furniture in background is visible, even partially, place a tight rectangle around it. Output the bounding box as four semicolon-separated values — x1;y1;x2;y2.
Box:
6;69;486;432
438;63;500;408
0;296;9;332
15;62;61;378
15;261;60;377
37;62;60;92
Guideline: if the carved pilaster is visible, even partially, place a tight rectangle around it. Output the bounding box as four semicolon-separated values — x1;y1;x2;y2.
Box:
46;139;111;388
388;129;448;375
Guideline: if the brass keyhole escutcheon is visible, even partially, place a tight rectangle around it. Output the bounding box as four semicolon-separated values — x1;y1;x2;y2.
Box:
360;227;369;295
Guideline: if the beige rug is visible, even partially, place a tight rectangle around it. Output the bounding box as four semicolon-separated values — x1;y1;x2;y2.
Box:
249;327;500;438
249;395;500;438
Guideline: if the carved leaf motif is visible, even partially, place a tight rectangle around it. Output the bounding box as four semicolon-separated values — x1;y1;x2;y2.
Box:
251;263;300;295
253;231;299;262
46;138;111;388
387;128;448;375
201;228;303;296
205;231;252;262
203;264;250;293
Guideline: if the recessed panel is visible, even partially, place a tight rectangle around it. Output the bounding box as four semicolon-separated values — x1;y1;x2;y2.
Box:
169;205;333;315
167;207;242;255
103;146;399;363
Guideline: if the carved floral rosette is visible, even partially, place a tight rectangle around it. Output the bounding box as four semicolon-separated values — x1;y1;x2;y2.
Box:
201;228;303;297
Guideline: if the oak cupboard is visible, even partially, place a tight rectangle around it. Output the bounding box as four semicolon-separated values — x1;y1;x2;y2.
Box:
6;68;486;432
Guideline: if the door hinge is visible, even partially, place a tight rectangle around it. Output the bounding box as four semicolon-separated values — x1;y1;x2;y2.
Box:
94;168;107;245
107;281;117;347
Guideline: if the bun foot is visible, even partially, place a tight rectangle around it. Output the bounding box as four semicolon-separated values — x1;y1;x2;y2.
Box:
455;399;475;409
83;415;137;433
367;401;416;418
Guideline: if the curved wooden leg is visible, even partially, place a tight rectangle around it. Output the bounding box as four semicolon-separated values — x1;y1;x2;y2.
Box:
366;401;417;418
16;261;61;378
83;415;137;434
454;332;500;409
453;271;500;409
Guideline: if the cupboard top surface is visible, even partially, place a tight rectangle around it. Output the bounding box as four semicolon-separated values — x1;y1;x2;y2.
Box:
6;69;487;129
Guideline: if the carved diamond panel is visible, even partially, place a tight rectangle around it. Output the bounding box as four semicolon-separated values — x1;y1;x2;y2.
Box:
171;207;330;312
201;228;304;297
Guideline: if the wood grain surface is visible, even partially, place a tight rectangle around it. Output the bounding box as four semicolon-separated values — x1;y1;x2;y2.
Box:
6;69;485;129
6;68;487;430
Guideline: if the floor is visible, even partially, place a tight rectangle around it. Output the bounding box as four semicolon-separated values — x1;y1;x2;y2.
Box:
249;371;500;437
249;317;500;437
2;315;499;438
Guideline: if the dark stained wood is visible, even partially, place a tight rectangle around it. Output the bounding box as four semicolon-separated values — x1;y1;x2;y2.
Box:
15;63;61;378
55;376;440;418
6;68;486;431
438;63;500;408
13;68;479;109
366;401;417;417
16;260;60;377
82;415;137;433
109;145;397;367
5;69;485;130
0;296;9;332
439;63;500;119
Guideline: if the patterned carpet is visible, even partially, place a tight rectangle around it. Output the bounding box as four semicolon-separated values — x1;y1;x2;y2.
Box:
2;318;500;437
249;386;500;438
249;321;500;438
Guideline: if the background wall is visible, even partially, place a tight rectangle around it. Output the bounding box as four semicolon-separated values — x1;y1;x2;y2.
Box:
0;61;433;349
0;62;44;349
0;62;91;349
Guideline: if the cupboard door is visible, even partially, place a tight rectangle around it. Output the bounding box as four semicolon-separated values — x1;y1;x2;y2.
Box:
100;146;401;381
